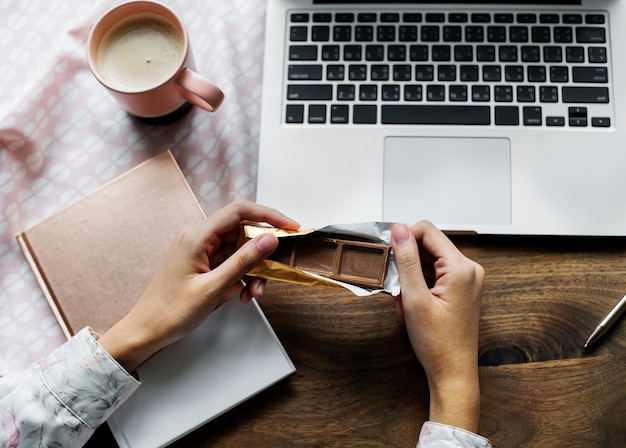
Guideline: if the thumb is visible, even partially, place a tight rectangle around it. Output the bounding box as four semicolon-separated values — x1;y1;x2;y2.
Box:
222;232;278;276
209;233;279;296
391;223;429;298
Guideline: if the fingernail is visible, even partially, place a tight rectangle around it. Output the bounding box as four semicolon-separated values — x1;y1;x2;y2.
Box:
255;233;277;256
392;223;410;245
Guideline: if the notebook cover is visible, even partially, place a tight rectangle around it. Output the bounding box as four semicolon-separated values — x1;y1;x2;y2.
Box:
17;150;296;447
17;150;206;338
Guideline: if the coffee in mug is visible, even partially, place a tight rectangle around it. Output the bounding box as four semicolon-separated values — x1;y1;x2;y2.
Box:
88;1;224;124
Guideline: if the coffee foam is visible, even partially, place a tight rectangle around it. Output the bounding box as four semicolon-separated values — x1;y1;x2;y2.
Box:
97;13;184;92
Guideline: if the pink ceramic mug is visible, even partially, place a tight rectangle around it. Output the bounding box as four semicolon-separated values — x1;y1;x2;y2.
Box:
87;1;224;124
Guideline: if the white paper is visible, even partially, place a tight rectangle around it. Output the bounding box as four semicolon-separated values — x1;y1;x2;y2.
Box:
108;298;295;448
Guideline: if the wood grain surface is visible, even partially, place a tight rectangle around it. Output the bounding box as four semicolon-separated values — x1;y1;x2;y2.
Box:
87;236;626;447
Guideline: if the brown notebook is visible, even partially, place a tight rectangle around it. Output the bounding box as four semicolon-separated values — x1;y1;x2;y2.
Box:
17;150;206;339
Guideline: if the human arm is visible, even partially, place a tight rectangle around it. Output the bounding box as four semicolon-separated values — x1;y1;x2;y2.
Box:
0;200;298;448
0;328;140;448
98;199;299;372
390;221;491;447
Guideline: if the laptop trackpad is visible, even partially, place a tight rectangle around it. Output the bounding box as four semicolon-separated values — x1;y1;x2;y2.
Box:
383;137;512;226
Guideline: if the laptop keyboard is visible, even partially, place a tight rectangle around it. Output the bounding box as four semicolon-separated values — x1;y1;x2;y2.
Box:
284;10;612;127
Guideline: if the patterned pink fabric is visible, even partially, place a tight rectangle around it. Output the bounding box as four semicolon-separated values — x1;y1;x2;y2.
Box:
0;0;267;374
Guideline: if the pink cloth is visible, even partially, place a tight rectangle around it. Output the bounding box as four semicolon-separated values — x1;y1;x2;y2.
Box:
0;0;267;374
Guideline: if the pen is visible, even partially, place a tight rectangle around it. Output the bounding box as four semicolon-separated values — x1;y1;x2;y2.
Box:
584;293;626;349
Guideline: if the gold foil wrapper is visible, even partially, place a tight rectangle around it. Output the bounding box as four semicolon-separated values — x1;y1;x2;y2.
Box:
240;224;398;296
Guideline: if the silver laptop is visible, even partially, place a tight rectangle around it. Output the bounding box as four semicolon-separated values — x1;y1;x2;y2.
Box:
257;0;626;236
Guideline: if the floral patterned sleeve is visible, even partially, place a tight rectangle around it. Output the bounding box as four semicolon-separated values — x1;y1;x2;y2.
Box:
417;421;492;448
0;327;140;448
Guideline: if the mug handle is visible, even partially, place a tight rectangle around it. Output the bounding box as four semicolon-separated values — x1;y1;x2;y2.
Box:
178;68;225;112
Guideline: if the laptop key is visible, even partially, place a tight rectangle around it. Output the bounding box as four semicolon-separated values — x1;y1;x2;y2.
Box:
321;45;340;61
591;117;610;127
449;85;468;102
381;13;400;22
554;27;573;43
531;26;551;43
505;65;524;82
471;13;491;23
336;13;355;23
588;47;607;63
410;45;429;61
312;26;330;42
465;26;485;42
476;45;496;61
421;26;440;42
494;14;513;23
286;105;304;123
334;25;352;41
562;86;609;103
576;27;606;44
517;86;535;102
308;105;327;123
288;65;323;80
348;65;367;80
313;13;332;23
426;13;445;23
543;46;563;63
353;105;377;124
494;86;513;102
416;65;435;81
572;67;608;83
488;26;507;42
523;106;542;126
344;45;362;61
586;14;605;25
569;106;588;126
566;46;585;62
540;14;560;24
403;13;423;23
290;26;307;41
357;13;377;23
404;85;423;101
377;25;396;41
546;116;565;126
337;85;356;100
359;85;378;101
540;86;558;102
287;85;332;100
399;25;418;41
291;13;309;23
460;65;479;82
381;105;490;125
326;65;345;81
517;13;537;24
388;45;407;61
355;26;374;42
371;64;390;81
365;44;385;61
563;14;582;24
472;85;491;102
550;66;569;82
427;85;446;101
393;64;412;81
382;85;401;101
528;66;547;82
495;106;519;125
289;45;318;61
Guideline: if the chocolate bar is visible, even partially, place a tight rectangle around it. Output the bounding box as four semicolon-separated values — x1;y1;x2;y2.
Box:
269;235;391;289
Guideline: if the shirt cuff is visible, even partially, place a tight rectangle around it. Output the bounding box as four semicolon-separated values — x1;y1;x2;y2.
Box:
39;327;141;429
418;421;492;448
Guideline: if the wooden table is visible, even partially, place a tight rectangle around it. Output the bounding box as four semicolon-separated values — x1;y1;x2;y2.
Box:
87;235;626;447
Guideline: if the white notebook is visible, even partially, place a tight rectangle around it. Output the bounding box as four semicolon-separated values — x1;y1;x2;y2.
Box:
107;298;295;448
